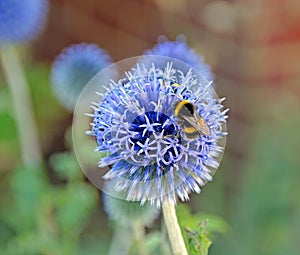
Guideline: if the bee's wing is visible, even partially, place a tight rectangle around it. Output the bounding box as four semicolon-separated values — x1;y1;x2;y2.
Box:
180;114;211;136
198;119;211;136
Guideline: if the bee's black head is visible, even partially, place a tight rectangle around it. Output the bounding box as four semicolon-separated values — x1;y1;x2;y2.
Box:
183;102;195;115
174;100;197;117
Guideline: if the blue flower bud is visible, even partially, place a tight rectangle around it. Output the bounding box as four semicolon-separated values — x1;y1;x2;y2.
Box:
51;43;113;111
145;38;213;82
0;0;48;44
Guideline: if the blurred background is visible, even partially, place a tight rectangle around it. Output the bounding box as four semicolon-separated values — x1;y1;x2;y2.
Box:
1;0;300;254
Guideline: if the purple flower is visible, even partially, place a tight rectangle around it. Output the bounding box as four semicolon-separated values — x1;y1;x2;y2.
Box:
87;62;227;207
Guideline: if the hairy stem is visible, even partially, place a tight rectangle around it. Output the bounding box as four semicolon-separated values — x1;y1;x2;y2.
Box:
162;200;188;255
0;46;42;166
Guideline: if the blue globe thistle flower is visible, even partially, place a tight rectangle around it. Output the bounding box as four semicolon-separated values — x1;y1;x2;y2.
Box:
103;192;159;225
87;61;227;207
145;38;213;82
51;43;113;111
0;0;48;44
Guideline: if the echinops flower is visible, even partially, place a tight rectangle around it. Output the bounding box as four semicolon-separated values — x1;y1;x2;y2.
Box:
103;192;159;225
51;43;112;111
145;39;213;82
0;0;48;44
87;61;228;207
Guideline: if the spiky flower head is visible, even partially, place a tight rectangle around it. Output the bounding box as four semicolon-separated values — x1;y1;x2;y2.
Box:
0;0;48;44
86;59;227;208
145;37;213;82
51;43;113;111
103;192;159;225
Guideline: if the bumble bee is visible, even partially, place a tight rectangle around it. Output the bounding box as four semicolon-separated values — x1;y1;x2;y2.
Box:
174;100;211;140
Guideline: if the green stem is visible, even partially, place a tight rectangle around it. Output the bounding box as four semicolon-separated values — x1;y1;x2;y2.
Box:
132;221;149;255
108;224;132;255
162;200;188;255
0;46;42;166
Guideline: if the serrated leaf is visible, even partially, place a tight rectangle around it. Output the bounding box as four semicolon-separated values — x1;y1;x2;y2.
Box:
184;221;212;255
176;204;229;255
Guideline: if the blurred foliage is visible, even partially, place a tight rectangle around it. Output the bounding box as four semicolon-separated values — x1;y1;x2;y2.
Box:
26;64;68;127
213;94;300;255
0;85;19;171
0;156;98;255
50;152;83;181
0;64;101;254
0;63;68;173
143;231;172;255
